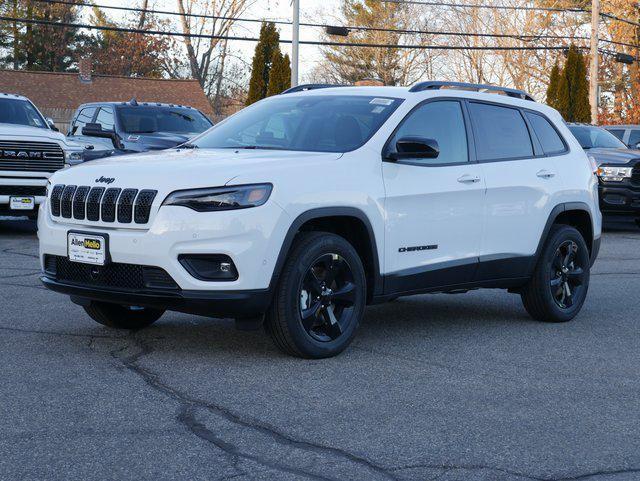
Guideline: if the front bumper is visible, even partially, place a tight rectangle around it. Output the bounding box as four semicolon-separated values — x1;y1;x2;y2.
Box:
41;276;272;318
0;175;48;216
599;184;640;216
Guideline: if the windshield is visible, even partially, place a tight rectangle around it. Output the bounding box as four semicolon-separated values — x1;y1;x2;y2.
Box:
117;106;212;134
569;125;627;150
191;95;403;152
0;98;47;129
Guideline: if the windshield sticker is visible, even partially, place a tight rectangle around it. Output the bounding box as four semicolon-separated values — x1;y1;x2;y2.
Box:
370;98;394;106
371;106;385;114
32;118;42;126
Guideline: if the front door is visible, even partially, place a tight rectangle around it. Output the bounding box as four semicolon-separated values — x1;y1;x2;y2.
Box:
382;99;485;294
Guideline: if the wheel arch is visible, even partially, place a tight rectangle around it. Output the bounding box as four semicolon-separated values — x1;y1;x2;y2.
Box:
534;202;595;265
269;207;382;303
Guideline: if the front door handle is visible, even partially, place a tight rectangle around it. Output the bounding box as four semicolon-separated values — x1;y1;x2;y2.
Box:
457;174;481;184
537;169;556;179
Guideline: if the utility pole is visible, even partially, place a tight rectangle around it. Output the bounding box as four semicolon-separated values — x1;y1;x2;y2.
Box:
589;0;600;124
291;0;300;87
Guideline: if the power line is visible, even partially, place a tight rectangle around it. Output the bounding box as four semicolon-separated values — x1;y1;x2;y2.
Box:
0;15;588;52
29;0;627;48
380;0;585;13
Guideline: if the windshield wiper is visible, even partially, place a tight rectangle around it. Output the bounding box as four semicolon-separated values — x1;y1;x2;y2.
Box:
179;143;198;149
232;145;283;150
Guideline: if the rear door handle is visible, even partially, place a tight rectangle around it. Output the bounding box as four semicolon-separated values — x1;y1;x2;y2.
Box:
457;174;481;184
536;169;555;179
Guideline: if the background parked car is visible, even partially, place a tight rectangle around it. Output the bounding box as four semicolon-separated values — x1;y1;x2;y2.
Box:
568;123;640;226
67;99;213;161
0;92;83;219
603;125;640;149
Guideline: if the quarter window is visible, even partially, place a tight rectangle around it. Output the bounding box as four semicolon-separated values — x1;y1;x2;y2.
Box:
70;106;96;135
387;100;468;165
95;107;115;131
469;102;533;161
525;112;566;155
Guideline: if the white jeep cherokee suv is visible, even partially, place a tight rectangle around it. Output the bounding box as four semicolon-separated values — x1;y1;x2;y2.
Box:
38;82;601;358
1;93;84;218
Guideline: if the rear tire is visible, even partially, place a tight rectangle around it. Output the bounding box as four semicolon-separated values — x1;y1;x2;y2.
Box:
266;231;367;358
521;225;590;323
83;301;164;329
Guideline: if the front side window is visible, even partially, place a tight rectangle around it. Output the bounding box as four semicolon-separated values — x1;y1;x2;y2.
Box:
70;106;97;135
607;129;625;141
568;125;627;150
191;95;402;153
117;106;212;135
469;102;534;161
525;112;566;155
0;98;47;129
628;130;640;148
95;106;115;131
386;100;468;165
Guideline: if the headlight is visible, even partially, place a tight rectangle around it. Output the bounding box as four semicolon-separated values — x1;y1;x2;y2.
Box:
162;184;273;212
597;165;632;182
65;150;84;165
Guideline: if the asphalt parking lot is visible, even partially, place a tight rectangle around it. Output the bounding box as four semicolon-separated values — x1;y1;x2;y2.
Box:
2;218;640;481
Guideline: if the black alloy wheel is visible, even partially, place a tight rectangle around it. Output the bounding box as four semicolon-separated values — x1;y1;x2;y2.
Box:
549;240;586;309
298;253;357;342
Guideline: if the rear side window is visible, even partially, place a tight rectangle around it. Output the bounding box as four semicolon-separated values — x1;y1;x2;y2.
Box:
70;106;96;135
525;112;566;155
468;102;533;161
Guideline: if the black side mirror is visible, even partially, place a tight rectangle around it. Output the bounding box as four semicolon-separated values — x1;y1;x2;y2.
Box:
387;136;440;161
82;123;123;149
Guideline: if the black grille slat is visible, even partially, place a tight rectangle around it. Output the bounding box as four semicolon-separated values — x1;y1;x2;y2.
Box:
86;187;105;221
45;255;178;291
101;188;121;223
60;185;77;218
134;190;157;224
0;141;65;173
72;186;90;220
117;188;138;223
0;185;47;196
50;184;65;216
631;164;640;187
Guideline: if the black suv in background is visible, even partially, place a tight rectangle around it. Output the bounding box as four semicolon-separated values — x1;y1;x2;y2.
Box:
604;125;640;149
568;123;640;225
67;99;213;161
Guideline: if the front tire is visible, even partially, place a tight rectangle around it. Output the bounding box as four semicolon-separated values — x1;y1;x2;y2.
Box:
266;232;367;358
83;301;164;329
521;225;590;323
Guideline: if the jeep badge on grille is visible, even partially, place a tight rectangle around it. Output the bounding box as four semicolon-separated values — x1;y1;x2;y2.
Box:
95;176;115;184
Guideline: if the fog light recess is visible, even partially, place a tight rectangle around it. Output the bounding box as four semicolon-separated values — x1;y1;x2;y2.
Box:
178;254;238;281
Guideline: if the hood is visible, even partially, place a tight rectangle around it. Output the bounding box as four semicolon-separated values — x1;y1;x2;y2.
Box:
0;123;69;144
127;131;193;150
50;148;342;195
587;147;640;165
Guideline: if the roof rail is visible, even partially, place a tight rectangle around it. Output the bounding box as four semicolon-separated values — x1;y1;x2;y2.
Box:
281;83;346;94
409;81;535;102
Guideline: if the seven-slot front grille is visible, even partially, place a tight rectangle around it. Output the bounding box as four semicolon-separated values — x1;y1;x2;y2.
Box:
0;141;65;173
49;184;157;224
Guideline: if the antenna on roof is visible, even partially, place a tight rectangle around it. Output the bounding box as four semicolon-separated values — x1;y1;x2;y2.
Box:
129;98;138;106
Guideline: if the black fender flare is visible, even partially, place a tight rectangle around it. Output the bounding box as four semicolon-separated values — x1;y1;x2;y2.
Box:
530;202;595;273
268;207;383;299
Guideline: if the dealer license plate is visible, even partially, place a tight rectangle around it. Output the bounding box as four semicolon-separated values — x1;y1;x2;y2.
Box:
68;232;107;265
10;196;34;210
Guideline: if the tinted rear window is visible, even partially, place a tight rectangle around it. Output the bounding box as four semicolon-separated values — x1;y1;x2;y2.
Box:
468;102;533;161
525;112;566;155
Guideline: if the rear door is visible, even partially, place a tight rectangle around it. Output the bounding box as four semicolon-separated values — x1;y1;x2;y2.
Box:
382;99;485;292
469;102;566;279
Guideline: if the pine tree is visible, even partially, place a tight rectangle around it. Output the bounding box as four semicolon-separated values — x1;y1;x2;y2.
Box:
546;61;560;109
555;45;591;123
266;51;291;97
246;22;280;105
